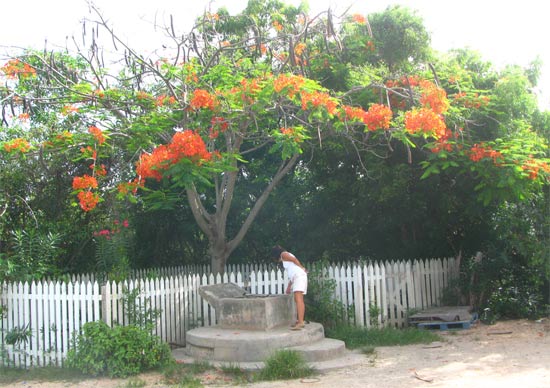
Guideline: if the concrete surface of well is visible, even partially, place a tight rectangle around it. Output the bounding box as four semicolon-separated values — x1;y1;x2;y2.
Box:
199;283;293;330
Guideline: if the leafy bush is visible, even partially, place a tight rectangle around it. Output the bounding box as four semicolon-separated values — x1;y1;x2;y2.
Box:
304;260;352;330
122;286;161;329
66;321;172;378
93;219;133;282
485;265;547;319
0;229;63;282
450;249;548;320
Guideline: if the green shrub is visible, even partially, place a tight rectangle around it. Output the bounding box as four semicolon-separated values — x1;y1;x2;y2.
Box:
122;286;161;329
66;321;172;378
485;265;547;319
0;229;63;282
304;260;351;330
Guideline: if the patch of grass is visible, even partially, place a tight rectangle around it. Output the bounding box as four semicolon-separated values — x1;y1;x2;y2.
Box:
0;366;86;385
119;377;147;387
174;374;203;387
162;360;211;386
327;325;441;349
219;362;250;384
219;363;243;374
361;345;377;355
257;349;314;381
186;360;211;374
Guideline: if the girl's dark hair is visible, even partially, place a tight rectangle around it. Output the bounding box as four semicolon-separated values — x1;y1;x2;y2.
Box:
271;245;285;260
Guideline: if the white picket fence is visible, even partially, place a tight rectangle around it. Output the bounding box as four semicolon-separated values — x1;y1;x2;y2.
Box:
1;257;458;368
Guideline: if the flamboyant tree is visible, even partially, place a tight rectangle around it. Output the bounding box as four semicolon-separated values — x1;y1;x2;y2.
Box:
1;1;549;275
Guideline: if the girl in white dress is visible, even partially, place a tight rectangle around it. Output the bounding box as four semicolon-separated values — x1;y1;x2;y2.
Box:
272;245;308;330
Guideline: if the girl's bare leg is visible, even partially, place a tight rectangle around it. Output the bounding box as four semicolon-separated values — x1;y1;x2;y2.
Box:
294;291;305;325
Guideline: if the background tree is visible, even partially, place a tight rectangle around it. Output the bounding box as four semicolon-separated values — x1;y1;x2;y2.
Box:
1;0;548;301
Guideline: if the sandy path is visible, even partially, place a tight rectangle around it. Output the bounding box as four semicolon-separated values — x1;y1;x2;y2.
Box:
3;319;549;388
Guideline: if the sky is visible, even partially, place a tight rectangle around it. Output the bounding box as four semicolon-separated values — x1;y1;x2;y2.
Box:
1;0;549;108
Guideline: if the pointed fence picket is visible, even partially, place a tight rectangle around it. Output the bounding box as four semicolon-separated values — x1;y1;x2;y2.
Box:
1;257;458;367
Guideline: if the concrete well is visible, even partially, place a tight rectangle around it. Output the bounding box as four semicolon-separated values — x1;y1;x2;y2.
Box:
199;283;293;330
180;283;357;367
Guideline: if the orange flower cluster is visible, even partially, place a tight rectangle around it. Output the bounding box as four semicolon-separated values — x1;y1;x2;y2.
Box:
419;80;449;115
404;108;446;138
61;105;79;116
77;191;100;212
521;159;550;180
186;71;199;83
117;178;143;195
385;75;421;89
136;130;212;181
272;20;283;31
352;14;366;24
469;143;503;163
18;113;30;121
3;138;31;153
136;91;152;100
72;175;98;190
294;43;306;56
364;104;392;131
343;105;368;122
453;92;490;109
301;91;338;115
237;77;262;104
1;59;36;79
156;95;177;106
429;129;455;153
43;131;73;149
206;12;220;21
93;89;105;99
365;40;375;52
137;147;170;181
190;89;217;110
90;163;107;176
342;104;393;131
280;127;303;143
273;74;305;98
80;146;97;160
72;172;100;211
183;63;199;84
209;116;229;139
55;131;73;143
89;126;106;145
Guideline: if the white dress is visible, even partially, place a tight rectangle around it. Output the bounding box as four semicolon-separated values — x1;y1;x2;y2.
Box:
282;253;308;294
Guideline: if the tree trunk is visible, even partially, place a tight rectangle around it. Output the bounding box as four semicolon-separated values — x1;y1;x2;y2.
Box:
209;240;230;275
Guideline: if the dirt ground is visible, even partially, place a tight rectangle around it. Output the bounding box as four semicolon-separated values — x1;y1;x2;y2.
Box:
3;318;550;388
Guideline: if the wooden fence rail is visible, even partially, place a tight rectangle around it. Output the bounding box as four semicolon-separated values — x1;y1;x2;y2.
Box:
1;257;458;367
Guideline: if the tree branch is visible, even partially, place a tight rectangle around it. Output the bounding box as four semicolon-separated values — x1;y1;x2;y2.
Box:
186;185;213;239
227;153;300;254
